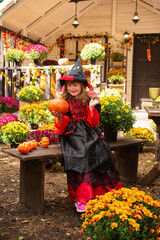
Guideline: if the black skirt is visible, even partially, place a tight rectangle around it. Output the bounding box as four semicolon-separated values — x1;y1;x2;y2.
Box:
60;120;117;177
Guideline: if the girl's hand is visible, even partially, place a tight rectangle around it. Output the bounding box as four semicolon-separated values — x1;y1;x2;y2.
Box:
51;111;63;124
89;95;100;111
51;111;63;119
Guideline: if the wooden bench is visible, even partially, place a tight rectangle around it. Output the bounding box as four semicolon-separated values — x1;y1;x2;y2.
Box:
1;137;146;214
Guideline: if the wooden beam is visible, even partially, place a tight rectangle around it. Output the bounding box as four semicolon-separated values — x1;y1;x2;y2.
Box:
25;0;69;33
43;0;103;42
132;0;160;16
112;0;117;36
0;0;26;20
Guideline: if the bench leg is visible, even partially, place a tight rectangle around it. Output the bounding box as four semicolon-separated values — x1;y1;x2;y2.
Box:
114;145;139;183
20;159;45;214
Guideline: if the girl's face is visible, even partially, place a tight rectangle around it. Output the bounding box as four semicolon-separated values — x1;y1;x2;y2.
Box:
67;81;82;98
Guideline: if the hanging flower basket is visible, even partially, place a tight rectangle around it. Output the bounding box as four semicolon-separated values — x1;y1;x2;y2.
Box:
80;43;105;61
25;44;49;63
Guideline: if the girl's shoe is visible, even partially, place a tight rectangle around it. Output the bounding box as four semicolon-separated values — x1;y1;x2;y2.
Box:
75;201;87;213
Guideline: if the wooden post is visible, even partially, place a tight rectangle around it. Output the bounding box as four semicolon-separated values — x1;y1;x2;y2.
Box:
45;69;51;100
114;145;139;183
20;159;45;214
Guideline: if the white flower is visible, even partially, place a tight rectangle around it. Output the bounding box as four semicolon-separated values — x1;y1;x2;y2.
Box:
80;43;105;61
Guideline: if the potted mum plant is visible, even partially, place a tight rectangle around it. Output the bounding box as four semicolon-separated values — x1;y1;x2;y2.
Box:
18;101;54;129
124;127;155;143
80;43;105;64
0;121;29;147
18;85;44;107
25;44;49;65
107;68;126;84
81;187;160;240
5;49;26;65
0;97;19;116
110;51;126;66
99;92;136;141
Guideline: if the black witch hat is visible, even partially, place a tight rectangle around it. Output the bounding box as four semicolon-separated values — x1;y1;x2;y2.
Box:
58;57;93;90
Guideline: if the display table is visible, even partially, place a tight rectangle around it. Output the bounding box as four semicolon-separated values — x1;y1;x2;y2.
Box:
2;137;146;214
140;107;160;185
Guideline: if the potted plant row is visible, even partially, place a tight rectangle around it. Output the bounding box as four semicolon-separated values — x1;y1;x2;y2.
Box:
4;44;49;66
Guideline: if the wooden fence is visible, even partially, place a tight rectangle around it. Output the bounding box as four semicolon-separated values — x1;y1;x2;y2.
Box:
0;65;102;100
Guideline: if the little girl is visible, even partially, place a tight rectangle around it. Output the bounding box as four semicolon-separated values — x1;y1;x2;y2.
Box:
52;58;122;212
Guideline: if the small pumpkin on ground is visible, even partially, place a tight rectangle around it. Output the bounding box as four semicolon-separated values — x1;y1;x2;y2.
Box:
40;137;50;148
48;97;69;115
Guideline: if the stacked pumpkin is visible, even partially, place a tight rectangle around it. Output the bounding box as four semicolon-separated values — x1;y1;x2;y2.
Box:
17;137;50;154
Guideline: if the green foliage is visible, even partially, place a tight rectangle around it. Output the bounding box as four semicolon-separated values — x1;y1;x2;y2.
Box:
110;52;126;62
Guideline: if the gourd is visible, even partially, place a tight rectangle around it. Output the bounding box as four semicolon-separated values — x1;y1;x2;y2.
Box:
48;97;69;114
40;137;50;148
17;142;30;154
58;58;69;65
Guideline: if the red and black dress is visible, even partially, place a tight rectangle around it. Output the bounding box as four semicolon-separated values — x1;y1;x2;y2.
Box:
55;98;122;205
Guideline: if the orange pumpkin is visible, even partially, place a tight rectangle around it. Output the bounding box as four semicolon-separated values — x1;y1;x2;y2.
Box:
48;97;69;114
31;140;38;150
29;140;38;150
17;142;30;154
40;137;50;148
27;141;32;151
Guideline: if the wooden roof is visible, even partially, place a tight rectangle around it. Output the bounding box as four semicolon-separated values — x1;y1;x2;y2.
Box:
0;0;160;44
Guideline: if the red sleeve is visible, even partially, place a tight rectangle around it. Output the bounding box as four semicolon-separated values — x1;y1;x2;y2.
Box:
55;115;71;134
86;104;100;128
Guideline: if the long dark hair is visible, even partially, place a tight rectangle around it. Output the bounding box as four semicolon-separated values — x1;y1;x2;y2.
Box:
61;81;90;106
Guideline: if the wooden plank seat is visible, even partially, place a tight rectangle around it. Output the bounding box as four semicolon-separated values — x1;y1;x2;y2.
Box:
1;137;146;214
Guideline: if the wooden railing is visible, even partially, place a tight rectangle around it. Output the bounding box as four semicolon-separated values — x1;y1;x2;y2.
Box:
0;65;102;100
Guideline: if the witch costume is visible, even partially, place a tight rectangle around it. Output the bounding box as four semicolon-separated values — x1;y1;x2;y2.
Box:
55;58;122;205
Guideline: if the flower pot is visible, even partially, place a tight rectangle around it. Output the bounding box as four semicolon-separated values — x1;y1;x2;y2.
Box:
31;123;39;129
34;60;41;66
112;61;123;67
11;143;19;148
104;127;117;142
19;101;40;107
91;58;97;65
15;61;22;67
113;80;120;84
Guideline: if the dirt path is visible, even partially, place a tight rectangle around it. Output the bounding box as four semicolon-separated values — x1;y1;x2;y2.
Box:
0;144;159;240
